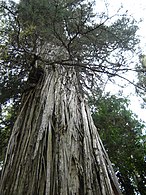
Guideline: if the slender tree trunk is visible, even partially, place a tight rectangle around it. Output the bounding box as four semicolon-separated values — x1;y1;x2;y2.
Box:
0;66;122;195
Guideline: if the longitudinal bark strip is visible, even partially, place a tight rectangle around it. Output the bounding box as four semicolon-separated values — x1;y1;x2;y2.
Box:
0;67;122;195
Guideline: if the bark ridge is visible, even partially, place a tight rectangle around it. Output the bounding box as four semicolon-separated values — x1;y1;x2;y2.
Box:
0;67;122;195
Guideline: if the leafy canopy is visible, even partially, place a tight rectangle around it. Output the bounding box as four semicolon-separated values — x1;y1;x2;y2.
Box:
89;93;146;195
0;0;140;105
0;0;143;169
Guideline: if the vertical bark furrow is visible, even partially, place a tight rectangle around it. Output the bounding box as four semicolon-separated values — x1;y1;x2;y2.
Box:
0;67;122;195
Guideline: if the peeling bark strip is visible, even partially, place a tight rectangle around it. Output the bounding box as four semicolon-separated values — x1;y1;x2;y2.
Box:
0;67;122;195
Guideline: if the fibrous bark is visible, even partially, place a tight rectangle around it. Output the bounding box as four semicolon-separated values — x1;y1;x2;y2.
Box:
0;66;122;195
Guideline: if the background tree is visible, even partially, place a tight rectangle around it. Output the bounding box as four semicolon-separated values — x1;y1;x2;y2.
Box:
0;104;17;164
136;54;146;105
89;92;146;195
0;0;143;194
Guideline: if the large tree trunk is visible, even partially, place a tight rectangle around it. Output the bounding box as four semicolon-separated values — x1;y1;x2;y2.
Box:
0;66;122;195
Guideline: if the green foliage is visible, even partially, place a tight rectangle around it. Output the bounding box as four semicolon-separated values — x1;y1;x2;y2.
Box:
0;104;18;163
136;55;146;106
0;0;142;180
0;0;140;106
89;93;146;194
109;17;139;51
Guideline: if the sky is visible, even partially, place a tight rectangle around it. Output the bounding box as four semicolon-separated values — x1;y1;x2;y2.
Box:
12;0;146;45
96;0;146;122
98;0;146;51
12;0;146;123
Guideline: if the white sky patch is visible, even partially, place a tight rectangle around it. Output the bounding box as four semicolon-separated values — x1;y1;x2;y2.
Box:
11;0;146;123
13;0;20;3
97;0;146;122
97;0;146;51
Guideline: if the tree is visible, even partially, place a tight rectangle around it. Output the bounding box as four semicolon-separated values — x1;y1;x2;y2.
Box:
0;0;141;194
136;54;146;105
89;93;146;195
0;104;17;164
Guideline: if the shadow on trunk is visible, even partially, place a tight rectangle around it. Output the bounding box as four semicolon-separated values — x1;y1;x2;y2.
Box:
0;66;122;195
